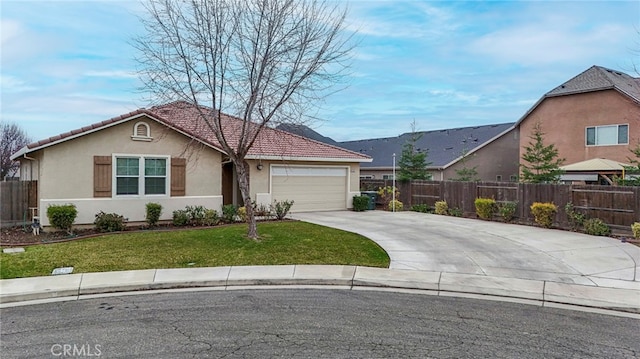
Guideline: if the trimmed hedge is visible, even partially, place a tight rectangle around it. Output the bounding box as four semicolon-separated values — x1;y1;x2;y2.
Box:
530;202;557;228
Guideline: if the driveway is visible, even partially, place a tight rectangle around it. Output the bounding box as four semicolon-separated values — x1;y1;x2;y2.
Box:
292;211;640;288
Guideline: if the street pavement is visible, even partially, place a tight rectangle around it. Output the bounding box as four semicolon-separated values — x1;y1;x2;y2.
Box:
1;211;639;317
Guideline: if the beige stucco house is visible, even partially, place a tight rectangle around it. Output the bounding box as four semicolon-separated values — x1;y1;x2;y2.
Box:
516;65;640;184
11;101;371;226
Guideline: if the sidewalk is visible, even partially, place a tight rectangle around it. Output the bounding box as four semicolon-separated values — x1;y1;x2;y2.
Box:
1;265;639;318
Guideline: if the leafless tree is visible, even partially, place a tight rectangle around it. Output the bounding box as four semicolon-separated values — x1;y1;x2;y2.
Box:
1;122;31;181
134;0;353;239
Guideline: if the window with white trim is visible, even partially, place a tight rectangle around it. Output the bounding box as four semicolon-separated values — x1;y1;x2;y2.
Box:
115;156;168;195
586;124;628;146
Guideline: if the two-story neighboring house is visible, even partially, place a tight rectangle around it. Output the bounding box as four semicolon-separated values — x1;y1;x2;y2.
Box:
515;65;640;184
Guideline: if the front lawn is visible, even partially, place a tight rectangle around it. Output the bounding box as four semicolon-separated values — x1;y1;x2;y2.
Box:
0;221;390;279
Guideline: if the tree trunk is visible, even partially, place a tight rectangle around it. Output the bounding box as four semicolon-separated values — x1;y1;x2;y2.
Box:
234;158;258;239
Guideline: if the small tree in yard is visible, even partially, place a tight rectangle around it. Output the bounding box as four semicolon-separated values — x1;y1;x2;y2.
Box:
398;121;431;181
520;123;565;183
451;149;479;182
619;142;640;186
1;122;31;180
134;0;353;239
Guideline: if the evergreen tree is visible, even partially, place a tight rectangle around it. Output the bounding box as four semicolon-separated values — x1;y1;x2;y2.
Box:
398;122;431;181
451;149;479;181
619;142;640;186
520;123;565;183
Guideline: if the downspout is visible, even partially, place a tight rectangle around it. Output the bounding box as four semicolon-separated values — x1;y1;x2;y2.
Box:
21;153;38;221
22;153;37;181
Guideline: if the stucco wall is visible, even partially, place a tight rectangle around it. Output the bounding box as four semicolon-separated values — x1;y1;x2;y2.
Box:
34;116;223;225
444;129;520;181
519;90;640;166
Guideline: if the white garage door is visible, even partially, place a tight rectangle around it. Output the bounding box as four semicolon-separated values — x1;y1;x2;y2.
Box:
271;166;347;212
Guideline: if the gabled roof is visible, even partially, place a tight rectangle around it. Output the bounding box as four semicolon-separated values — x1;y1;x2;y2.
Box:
147;102;369;161
337;122;515;169
275;123;338;146
516;65;640;126
11;101;371;163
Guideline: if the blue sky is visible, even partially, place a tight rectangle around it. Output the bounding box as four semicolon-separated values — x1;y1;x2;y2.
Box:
1;0;638;143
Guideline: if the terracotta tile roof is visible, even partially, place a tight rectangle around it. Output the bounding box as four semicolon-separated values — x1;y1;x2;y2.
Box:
16;101;370;162
146;101;370;161
24;109;149;150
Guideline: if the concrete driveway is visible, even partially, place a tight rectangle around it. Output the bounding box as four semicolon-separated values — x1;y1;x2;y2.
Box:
292;211;640;288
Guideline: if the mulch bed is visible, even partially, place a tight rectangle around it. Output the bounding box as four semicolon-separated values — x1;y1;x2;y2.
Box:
0;224;203;247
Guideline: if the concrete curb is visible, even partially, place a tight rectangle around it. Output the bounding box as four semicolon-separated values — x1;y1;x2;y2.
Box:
1;265;639;317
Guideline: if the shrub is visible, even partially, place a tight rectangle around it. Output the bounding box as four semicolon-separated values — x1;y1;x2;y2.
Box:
237;206;248;222
253;202;272;218
185;205;206;225
352;195;369;212
410;204;431;213
632;222;640;239
377;186;399;207
448;207;463;217
203;209;219;226
564;202;585;231
172;210;189;226
584;218;611;236
387;199;403;211
530;202;557;228
221;204;237;223
94;211;126;232
475;198;496;220
46;204;78;234
499;201;518;223
145;202;162;227
271;199;294;220
435;201;448;215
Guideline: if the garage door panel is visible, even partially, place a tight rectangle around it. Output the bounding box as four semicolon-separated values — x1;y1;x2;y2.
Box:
271;167;347;212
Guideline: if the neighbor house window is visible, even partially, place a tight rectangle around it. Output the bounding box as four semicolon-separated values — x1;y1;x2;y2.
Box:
382;175;394;180
586;124;628;146
115;156;167;195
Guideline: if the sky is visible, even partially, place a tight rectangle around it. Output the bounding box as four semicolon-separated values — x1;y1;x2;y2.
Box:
1;0;639;143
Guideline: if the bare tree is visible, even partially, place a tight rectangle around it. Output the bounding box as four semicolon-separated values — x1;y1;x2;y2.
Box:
1;122;31;180
134;0;353;239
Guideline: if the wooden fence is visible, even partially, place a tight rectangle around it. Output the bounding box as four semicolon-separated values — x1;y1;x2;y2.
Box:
361;179;640;233
1;181;38;228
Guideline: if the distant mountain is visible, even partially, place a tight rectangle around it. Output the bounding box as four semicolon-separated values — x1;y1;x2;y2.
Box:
276;123;338;146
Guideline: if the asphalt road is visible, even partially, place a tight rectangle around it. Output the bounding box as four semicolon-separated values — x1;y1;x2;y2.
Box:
1;289;638;358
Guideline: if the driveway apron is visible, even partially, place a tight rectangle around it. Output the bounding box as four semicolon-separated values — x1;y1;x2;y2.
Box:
292;211;640;287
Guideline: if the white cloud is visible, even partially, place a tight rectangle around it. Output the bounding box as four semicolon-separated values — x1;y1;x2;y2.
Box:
85;70;138;79
0;75;35;93
0;19;22;44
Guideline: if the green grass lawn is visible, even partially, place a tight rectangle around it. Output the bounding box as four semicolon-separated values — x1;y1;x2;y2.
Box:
0;221;390;279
